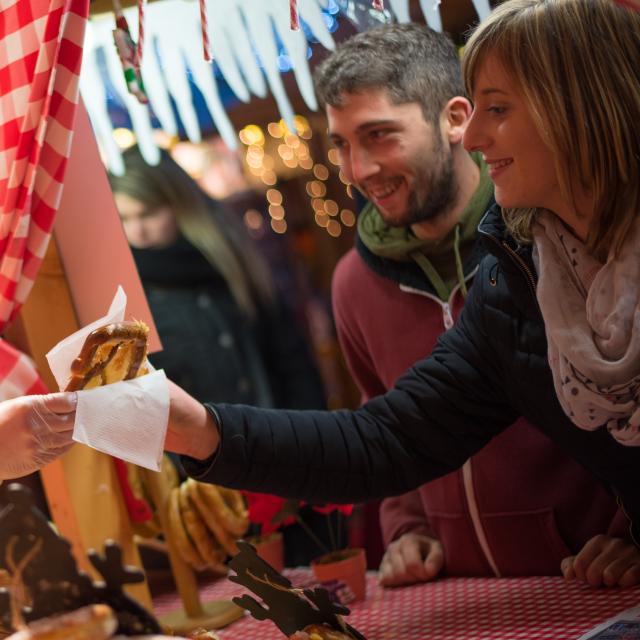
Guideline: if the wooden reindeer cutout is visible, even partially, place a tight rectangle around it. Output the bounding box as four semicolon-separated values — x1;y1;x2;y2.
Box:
228;540;366;639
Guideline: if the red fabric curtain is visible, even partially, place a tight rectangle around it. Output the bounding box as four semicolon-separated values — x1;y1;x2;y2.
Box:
0;0;89;399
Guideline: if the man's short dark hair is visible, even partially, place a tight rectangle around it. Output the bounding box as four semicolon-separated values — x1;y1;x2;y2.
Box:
314;23;464;125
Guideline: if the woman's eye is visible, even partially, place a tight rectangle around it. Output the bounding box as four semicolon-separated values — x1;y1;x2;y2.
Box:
487;106;506;115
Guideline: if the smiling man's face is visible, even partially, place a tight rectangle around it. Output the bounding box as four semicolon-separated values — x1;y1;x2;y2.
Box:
327;88;456;228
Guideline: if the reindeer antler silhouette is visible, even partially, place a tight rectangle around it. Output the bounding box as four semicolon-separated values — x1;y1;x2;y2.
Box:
5;535;43;631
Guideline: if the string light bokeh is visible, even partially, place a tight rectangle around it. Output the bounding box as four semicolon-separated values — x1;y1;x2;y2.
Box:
238;116;355;239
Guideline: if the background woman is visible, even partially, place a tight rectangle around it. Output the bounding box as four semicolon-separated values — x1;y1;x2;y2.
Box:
110;148;334;566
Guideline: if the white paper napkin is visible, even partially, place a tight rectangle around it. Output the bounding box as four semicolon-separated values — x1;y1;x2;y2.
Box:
46;287;169;472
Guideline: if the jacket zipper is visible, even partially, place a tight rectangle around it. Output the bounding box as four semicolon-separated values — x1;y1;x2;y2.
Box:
399;266;479;331
499;241;537;297
481;231;537;298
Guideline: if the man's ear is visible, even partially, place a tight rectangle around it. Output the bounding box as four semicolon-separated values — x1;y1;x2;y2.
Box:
441;97;473;145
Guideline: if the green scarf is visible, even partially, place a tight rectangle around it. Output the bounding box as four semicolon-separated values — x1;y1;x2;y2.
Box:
358;156;493;301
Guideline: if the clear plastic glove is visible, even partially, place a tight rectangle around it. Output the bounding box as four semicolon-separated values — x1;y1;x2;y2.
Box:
561;534;640;588
0;393;77;481
378;532;445;587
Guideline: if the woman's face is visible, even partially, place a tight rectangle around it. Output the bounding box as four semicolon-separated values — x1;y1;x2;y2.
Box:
114;192;179;249
463;53;589;239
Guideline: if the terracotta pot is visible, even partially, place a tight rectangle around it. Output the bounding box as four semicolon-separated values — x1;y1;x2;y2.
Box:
311;547;366;602
250;532;285;573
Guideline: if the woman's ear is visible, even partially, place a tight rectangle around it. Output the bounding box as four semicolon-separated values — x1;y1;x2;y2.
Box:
441;97;473;145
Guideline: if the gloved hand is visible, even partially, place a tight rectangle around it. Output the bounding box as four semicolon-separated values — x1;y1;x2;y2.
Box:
0;393;77;481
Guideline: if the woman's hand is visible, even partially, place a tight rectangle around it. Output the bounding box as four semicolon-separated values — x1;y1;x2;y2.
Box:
562;534;640;587
164;380;220;460
0;393;77;481
379;532;445;587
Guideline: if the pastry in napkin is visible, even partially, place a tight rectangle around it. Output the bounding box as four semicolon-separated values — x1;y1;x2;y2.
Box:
64;321;149;391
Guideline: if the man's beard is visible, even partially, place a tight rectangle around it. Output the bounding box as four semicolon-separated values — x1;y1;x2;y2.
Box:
401;143;457;228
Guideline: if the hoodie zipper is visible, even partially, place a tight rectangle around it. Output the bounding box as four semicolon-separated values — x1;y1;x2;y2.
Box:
399;266;479;331
399;265;501;576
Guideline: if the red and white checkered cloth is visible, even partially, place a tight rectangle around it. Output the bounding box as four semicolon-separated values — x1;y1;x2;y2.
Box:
154;570;640;640
0;0;89;400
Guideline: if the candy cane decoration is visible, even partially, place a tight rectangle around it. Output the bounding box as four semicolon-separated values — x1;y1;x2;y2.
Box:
200;0;212;61
136;0;146;69
373;0;384;10
290;0;300;30
112;0;148;103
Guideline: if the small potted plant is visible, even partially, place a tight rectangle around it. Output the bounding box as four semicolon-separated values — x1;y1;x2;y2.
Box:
307;504;365;603
243;493;294;572
243;493;365;602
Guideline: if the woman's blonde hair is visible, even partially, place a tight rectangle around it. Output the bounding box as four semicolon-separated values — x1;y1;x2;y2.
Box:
463;0;640;261
110;147;274;319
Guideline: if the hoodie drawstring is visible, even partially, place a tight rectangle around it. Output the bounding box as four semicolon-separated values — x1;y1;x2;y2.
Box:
453;224;468;298
409;223;468;302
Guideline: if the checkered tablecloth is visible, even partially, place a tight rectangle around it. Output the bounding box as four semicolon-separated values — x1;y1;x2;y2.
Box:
152;569;640;640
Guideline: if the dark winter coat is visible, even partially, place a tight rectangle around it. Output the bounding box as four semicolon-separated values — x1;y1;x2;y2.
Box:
132;237;325;410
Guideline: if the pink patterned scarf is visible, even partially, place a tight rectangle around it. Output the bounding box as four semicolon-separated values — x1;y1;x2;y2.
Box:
532;211;640;446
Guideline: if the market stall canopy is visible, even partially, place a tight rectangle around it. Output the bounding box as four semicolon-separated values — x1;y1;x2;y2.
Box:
81;0;490;175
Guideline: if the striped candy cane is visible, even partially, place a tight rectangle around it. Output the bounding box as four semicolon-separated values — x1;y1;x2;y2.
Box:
290;0;300;30
200;0;212;61
136;0;146;69
112;0;148;103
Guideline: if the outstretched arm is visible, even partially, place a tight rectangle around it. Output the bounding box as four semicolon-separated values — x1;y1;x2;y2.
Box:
166;273;518;504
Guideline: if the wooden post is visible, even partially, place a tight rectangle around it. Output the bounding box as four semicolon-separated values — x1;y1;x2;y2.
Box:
142;469;243;635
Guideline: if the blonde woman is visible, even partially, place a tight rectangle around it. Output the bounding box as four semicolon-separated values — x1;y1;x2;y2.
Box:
126;1;640;588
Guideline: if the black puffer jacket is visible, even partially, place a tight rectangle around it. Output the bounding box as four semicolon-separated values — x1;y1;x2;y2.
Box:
183;206;640;543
